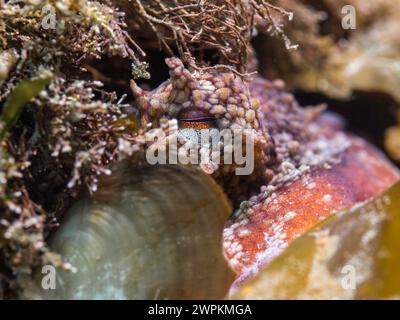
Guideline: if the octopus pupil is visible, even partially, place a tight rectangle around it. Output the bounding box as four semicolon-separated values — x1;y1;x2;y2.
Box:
178;117;215;123
177;107;217;129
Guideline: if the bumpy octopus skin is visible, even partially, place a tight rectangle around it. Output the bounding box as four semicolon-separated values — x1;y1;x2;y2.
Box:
131;58;400;290
131;58;275;201
131;58;320;201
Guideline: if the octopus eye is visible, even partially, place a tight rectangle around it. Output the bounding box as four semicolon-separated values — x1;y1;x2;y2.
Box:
178;108;217;129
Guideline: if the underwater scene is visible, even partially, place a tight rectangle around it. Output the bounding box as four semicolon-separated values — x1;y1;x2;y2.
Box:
1;0;400;301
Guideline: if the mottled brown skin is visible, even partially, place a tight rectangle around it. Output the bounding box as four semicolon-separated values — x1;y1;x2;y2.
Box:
130;58;279;202
130;58;324;203
130;58;400;291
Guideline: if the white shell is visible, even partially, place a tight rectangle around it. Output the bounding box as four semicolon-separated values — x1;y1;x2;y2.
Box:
34;164;234;299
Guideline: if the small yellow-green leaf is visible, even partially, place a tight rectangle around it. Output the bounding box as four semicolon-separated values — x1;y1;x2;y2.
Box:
233;182;400;299
1;75;52;138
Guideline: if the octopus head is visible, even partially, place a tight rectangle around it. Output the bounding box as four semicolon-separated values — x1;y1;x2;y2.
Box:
130;58;275;201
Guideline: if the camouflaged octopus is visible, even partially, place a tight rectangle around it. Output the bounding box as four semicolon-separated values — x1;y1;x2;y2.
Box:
31;58;400;300
128;58;399;288
129;58;324;202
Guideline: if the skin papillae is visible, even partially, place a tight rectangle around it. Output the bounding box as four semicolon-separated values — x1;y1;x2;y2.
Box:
257;0;400;164
1;0;400;298
130;58;400;291
0;1;297;297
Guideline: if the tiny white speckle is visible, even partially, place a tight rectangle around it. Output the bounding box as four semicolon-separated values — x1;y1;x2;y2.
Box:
223;229;233;236
234;251;244;259
230;258;240;267
283;211;297;221
279;242;288;249
271;223;283;234
229;241;243;254
279;232;287;240
223;241;231;248
238;229;251;237
307;182;317;190
323;194;333;202
230;222;240;230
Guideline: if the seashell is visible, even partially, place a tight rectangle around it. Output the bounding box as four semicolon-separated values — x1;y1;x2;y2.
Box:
31;163;234;299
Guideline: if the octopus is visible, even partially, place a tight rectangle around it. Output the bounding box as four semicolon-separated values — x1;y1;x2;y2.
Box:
28;57;399;299
129;57;400;290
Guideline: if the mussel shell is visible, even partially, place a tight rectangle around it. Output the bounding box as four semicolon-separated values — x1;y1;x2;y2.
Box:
37;164;234;299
